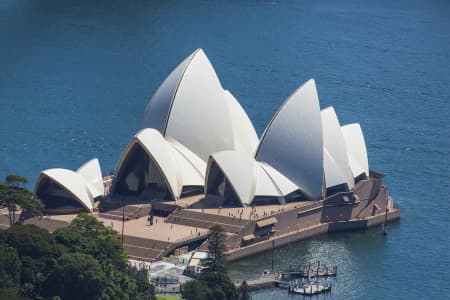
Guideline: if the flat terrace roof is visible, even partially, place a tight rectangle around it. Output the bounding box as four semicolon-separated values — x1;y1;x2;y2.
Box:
160;194;204;208
96;215;208;243
187;201;314;221
46;212;209;243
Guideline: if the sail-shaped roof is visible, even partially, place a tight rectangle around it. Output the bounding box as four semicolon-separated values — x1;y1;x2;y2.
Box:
341;123;369;178
139;49;257;161
206;152;300;206
113;128;205;200
321;107;354;189
77;158;104;199
207;151;257;206
223;90;259;155
35;158;104;212
256;79;324;199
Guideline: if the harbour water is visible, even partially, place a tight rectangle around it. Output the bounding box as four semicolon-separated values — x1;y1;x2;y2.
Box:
1;1;449;299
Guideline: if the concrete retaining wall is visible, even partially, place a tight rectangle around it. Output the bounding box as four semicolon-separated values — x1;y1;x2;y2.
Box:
227;209;400;262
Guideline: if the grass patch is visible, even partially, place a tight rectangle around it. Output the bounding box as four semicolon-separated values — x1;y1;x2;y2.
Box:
156;295;182;300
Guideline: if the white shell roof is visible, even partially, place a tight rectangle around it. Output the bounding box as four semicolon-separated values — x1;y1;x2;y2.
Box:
256;79;324;199
341;123;369;178
207;151;300;206
140;52;194;133
140;49;257;161
167;137;206;186
208;151;257;206
134;129;182;200
77;158;104;199
254;163;283;198
223;90;259;155
259;162;298;196
321;107;355;189
115;128;206;200
37;168;95;212
323;148;348;189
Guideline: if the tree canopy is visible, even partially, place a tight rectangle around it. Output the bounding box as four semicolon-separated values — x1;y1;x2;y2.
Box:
205;224;228;273
0;175;43;225
0;214;156;300
181;225;249;300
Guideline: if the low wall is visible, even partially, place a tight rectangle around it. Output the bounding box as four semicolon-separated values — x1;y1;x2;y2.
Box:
227;209;400;262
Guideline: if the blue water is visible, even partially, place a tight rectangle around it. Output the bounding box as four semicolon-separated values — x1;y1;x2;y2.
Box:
1;0;449;299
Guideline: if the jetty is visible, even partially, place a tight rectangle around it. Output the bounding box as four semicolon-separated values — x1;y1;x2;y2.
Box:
289;282;332;296
280;261;337;279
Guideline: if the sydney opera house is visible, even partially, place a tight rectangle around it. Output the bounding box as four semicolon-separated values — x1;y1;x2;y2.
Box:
32;49;400;261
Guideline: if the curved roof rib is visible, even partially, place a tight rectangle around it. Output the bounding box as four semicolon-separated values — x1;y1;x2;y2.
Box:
140;51;197;133
341;123;369;178
256;79;324;199
77;158;104;198
223;90;259;155
36;169;95;212
207;152;256;206
321;107;354;189
206;152;300;206
140;49;255;161
113;128;206;200
134;129;182;200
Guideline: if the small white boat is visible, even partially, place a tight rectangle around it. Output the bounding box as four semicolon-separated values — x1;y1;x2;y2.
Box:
290;283;331;295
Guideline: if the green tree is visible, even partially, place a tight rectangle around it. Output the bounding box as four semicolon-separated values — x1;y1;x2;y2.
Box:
205;225;228;273
181;272;240;300
0;242;22;289
0;224;62;260
200;272;238;300
0;175;43;225
181;279;210;300
0;288;26;300
43;252;106;300
239;280;250;300
0;224;62;298
53;214;156;300
0;211;156;300
57;213;127;267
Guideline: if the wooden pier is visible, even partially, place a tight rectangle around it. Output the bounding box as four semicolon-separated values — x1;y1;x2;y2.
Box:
238;262;337;292
243;275;281;291
280;262;337;279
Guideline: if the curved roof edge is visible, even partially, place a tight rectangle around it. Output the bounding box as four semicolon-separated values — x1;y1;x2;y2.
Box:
223;90;259;155
207;151;257;206
131;128;181;200
113;128;206;200
163;49;234;161
259;162;299;197
321;107;354;189
35;169;94;212
140;49;200;132
140;49;259;162
206;151;301;206
341;123;369;178
256;79;324;199
77;158;104;198
323;148;348;189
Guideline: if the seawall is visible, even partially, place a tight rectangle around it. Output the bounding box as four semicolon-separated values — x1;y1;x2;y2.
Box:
227;208;400;262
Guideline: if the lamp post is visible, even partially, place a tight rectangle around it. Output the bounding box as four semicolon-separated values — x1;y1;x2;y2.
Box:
271;239;275;272
383;192;389;236
122;201;125;247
